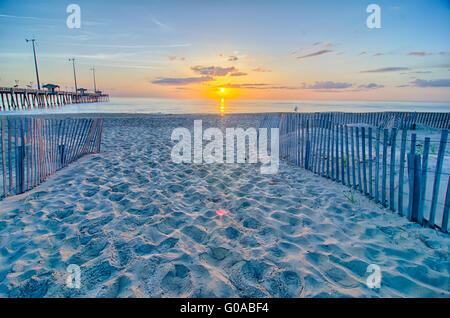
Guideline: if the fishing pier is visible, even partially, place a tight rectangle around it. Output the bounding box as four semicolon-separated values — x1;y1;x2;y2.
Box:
0;87;109;111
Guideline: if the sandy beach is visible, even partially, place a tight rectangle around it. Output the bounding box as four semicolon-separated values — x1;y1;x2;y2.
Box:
0;113;448;298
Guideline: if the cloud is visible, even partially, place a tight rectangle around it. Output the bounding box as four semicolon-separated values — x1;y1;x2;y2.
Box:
252;67;272;72
373;52;383;56
217;54;244;61
191;65;237;76
0;13;108;26
299;41;333;50
411;79;450;87
361;67;410;73
224;83;270;89
358;83;384;89
297;50;332;59
152;76;213;85
302;81;352;89
358;51;367;56
230;71;247;77
407;52;431;56
0;13;48;21
152;18;171;31
168;56;186;61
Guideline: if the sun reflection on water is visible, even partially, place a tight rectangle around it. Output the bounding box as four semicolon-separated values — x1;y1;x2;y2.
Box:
220;98;225;115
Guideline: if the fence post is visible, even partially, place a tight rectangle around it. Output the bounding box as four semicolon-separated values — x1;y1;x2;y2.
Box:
330;123;335;179
389;128;397;211
407;134;417;220
418;137;430;224
345;125;350;185
409;154;422;222
340;125;345;185
429;130;448;228
398;129;407;215
441;175;450;233
327;122;331;178
375;128;380;202
362;127;367;193
335;124;340;182
18;119;25;194
382;129;389;206
1;120;6;197
356;127;362;192
368;127;373;198
305;140;310;170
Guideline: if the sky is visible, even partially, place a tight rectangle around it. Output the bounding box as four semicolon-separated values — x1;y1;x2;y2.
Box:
0;0;449;102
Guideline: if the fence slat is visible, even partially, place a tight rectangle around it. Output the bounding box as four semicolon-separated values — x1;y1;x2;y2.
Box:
382;129;389;207
362;127;367;193
429;130;448;227
441;175;450;233
351;126;357;189
356;127;362;192
340;125;345;185
389;128;397;211
407;134;417;220
398;129;407;215
417;137;430;224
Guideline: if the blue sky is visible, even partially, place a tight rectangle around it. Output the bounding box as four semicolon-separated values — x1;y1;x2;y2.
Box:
0;0;449;101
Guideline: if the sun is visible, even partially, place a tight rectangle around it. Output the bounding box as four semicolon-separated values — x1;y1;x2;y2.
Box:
220;87;225;93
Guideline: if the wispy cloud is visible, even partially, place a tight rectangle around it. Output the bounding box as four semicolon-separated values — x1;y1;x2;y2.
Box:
230;71;247;76
298;41;333;52
168;56;186;61
252;67;272;72
152;76;213;85
0;13;109;26
191;65;237;76
361;67;410;73
60;43;192;49
0;13;47;21
358;83;384;89
152;18;171;31
225;83;270;89
297;50;333;59
358;51;367;56
411;79;450;87
407;52;431;56
301;81;352;89
373;52;383;56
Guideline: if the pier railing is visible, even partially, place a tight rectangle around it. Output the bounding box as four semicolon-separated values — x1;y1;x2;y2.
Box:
260;112;450;233
0;87;109;111
0;117;104;199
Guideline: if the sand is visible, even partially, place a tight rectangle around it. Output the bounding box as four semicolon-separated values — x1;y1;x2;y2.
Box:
0;113;448;298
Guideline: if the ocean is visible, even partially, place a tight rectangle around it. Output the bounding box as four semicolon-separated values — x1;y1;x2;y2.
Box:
1;97;449;115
